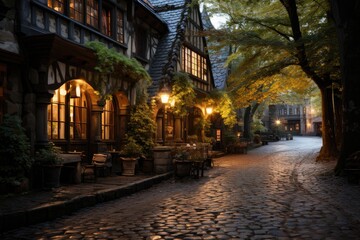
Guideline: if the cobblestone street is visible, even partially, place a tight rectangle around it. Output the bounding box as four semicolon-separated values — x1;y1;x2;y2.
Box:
3;136;360;239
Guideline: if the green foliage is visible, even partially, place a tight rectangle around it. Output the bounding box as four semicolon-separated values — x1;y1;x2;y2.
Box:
34;142;64;166
120;136;143;158
171;72;196;117
85;41;151;100
0;114;33;184
126;103;156;157
208;90;237;127
203;0;339;107
251;118;267;134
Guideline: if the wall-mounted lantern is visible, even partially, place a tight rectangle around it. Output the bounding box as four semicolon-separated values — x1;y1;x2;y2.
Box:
206;106;213;115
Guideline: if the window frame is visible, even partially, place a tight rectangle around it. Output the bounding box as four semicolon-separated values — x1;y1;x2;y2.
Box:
182;46;208;81
101;100;115;140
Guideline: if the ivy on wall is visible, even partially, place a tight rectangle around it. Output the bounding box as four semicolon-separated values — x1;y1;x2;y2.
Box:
171;72;195;117
85;41;151;101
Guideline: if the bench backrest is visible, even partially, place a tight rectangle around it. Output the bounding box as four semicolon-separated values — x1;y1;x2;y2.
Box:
92;153;110;164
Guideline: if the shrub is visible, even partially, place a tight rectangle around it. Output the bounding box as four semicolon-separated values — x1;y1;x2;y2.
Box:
0;114;33;184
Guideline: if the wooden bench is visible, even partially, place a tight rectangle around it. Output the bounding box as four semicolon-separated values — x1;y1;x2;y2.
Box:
92;153;112;177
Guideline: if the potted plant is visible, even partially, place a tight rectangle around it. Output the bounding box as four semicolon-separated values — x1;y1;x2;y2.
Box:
34;142;64;189
0;114;33;194
172;145;193;177
120;137;143;176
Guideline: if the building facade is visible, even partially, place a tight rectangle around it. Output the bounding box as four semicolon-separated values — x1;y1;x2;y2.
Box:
0;0;215;158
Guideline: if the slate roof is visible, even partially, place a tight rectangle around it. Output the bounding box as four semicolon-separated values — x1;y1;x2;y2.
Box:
201;7;229;90
147;0;189;97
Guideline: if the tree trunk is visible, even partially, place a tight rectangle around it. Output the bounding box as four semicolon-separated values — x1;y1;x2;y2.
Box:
243;106;252;139
243;103;260;140
330;0;360;174
317;86;339;161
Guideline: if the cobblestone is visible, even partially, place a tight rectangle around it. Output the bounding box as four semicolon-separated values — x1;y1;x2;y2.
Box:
2;136;360;239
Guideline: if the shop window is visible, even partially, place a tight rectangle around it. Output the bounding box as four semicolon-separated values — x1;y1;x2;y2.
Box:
116;10;124;43
102;6;112;36
47;0;65;13
48;85;67;140
295;123;300;131
48;84;87;140
101;100;114;140
182;46;207;81
86;0;99;29
69;0;83;22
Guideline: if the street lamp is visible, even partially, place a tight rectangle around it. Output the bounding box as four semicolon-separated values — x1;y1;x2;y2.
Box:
159;84;170;145
159;85;170;104
275;119;281;125
206;106;213;115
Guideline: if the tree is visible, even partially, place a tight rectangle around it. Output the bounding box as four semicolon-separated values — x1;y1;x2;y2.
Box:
329;1;360;173
202;0;341;160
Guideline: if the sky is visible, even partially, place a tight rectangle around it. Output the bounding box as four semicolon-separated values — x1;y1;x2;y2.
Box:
210;14;227;29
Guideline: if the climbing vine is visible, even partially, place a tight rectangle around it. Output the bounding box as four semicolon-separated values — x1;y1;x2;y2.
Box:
171;72;196;117
85;41;151;100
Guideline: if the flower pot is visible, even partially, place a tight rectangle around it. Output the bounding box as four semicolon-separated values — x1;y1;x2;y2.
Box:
121;157;137;176
174;160;192;177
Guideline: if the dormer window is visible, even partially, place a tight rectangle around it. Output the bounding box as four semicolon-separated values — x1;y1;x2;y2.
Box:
47;0;65;13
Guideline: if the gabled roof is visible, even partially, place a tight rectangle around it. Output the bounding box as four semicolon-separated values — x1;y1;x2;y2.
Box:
201;7;229;90
147;0;189;97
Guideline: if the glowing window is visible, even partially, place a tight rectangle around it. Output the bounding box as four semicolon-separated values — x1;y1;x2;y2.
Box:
101;100;114;140
182;46;207;81
47;0;65;13
69;0;83;22
86;0;99;29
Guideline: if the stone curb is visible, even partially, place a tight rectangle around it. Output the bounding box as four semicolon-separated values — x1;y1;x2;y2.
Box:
0;172;173;233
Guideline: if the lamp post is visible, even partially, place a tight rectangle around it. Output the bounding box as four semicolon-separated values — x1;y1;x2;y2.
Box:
159;85;170;145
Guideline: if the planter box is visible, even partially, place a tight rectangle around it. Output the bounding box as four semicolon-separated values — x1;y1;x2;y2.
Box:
174;160;192;177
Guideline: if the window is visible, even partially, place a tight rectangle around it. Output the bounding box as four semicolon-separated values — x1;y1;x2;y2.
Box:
69;0;83;22
182;46;207;81
86;0;99;28
69;96;87;140
216;129;221;142
48;84;88;140
102;6;112;36
116;10;124;43
289;108;293;115
135;26;148;59
47;0;65;13
48;85;67;140
101;100;114;140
